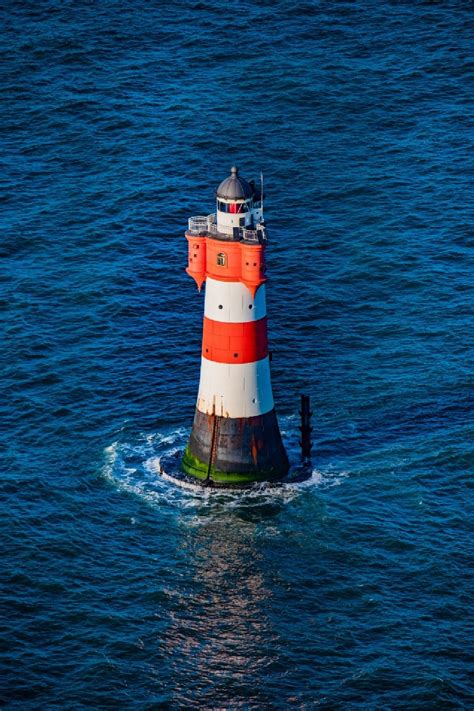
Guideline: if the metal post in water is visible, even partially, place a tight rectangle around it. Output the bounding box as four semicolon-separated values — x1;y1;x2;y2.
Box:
299;395;313;462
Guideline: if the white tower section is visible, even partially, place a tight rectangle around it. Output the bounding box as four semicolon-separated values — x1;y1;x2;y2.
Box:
197;279;274;419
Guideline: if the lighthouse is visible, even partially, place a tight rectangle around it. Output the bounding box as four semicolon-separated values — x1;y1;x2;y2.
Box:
182;167;289;486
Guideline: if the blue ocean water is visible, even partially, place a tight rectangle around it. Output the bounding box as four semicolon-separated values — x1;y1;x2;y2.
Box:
2;0;473;707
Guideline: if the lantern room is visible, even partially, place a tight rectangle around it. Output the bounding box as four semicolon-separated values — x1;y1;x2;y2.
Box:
216;166;263;236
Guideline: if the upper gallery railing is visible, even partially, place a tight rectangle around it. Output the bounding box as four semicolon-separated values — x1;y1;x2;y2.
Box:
188;215;267;243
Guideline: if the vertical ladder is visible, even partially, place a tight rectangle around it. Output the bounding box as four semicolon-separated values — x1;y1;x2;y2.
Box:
206;413;220;483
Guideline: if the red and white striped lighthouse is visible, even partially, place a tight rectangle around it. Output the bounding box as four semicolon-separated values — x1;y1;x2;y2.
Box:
182;167;289;486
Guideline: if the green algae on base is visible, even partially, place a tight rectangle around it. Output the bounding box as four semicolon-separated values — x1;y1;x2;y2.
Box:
181;446;284;485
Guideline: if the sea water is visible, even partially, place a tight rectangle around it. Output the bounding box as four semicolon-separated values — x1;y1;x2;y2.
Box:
1;1;473;707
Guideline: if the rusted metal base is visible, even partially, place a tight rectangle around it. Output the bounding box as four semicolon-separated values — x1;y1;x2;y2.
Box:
182;408;289;486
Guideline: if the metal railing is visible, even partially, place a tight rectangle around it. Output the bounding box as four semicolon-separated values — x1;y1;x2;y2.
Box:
242;227;268;243
207;223;221;236
188;216;268;243
242;229;258;242
188;216;208;234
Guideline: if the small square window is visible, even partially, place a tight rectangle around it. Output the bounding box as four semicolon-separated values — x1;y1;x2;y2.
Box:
216;252;227;267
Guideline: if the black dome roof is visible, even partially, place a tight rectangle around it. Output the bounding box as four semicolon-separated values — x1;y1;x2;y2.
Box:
216;166;253;200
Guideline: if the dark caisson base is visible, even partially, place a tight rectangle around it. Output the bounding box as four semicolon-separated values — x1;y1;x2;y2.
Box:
182;408;289;486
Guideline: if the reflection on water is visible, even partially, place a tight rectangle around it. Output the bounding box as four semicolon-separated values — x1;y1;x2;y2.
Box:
165;515;277;706
101;429;332;706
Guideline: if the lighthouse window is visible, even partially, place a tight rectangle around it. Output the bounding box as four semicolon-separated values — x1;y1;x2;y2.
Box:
216;252;227;267
230;203;249;214
218;201;249;214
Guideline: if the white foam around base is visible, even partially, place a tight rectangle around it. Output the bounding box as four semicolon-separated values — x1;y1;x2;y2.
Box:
100;424;349;517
